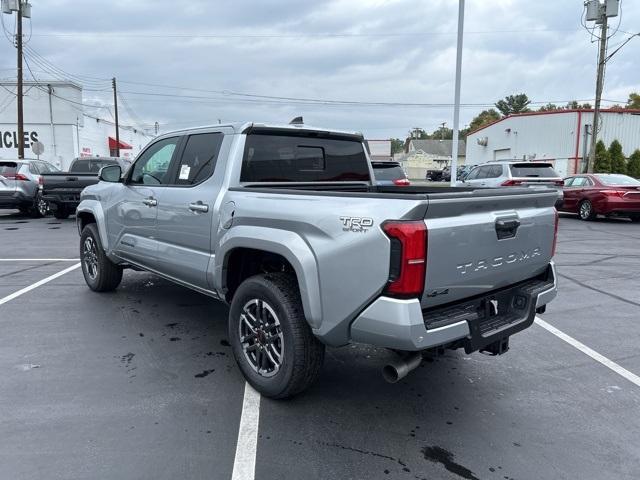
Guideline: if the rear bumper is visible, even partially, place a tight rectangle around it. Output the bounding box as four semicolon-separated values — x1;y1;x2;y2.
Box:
599;199;640;215
350;262;557;351
42;193;81;211
0;191;33;208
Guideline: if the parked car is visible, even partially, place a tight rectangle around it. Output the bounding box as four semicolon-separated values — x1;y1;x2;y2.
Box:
559;173;640;221
76;121;558;398
41;157;130;219
425;168;443;181
0;159;60;217
371;161;410;186
461;161;564;205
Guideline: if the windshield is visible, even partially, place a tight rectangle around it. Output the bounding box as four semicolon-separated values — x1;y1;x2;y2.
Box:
509;163;558;178
372;164;406;181
595;174;640;186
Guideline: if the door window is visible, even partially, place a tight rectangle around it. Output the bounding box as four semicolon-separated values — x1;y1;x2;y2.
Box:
465;167;480;180
130;137;179;185
487;165;503;178
172;133;223;186
563;178;574;187
571;177;586;187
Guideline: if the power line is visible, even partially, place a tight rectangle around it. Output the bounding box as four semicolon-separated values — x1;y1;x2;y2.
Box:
27;28;585;39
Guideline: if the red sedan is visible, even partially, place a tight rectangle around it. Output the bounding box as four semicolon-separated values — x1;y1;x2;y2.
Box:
560;174;640;221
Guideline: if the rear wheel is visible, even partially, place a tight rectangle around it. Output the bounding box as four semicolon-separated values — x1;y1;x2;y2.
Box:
80;223;123;292
228;273;325;399
578;200;596;221
53;205;70;219
31;193;48;218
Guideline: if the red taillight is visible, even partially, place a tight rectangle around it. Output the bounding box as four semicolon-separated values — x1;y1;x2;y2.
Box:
552;209;559;257
393;178;410;186
501;179;523;186
14;173;29;181
554;180;564;186
382;220;427;298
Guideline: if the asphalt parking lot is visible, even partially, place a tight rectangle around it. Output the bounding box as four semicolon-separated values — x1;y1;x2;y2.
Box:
1;210;639;480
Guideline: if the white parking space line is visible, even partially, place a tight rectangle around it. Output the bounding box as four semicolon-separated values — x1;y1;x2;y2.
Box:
0;259;79;262
231;382;261;480
0;263;81;307
535;317;640;388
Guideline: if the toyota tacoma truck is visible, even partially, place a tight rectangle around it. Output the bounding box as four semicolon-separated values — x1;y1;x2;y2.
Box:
76;121;558;398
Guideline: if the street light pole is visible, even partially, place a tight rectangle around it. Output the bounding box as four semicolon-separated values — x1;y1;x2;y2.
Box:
450;0;465;186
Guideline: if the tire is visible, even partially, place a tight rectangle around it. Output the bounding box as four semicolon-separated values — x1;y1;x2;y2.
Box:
578;200;596;221
228;273;325;399
80;223;123;292
31;192;48;218
53;205;70;219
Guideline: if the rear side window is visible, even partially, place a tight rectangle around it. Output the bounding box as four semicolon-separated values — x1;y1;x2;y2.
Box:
37;162;59;173
71;160;116;173
510;163;558;178
173;133;223;186
373;164;406;181
0;162;18;177
241;134;370;183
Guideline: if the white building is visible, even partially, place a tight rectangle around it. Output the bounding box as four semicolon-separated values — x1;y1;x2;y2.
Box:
0;80;154;170
399;139;466;179
366;139;392;161
466;108;640;176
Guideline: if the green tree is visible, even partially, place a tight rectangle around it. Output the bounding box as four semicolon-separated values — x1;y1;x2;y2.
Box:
627;149;640;178
565;100;592;109
594;140;611;173
608;139;626;174
626;92;640;109
390;138;405;154
538;103;560;112
495;94;531;116
468;108;501;131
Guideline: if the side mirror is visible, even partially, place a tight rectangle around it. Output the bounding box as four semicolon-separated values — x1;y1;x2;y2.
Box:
99;165;122;183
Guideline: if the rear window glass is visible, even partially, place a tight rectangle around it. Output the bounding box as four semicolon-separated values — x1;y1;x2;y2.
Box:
595;174;640;186
372;164;406;181
0;162;18;176
509;163;558;178
241;134;370;183
71;159;117;173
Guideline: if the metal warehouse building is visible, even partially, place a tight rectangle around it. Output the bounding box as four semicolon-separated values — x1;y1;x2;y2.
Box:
466;109;640;176
0;80;154;170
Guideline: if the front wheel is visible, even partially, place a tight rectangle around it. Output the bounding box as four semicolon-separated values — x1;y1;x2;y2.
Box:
80;223;123;292
578;200;596;221
228;273;325;399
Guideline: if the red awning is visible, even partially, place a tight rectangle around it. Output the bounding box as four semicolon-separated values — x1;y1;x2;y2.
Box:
108;137;132;150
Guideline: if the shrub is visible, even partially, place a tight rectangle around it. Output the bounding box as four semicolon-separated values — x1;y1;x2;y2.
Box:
594;140;611;173
608;139;626;174
627;149;640;178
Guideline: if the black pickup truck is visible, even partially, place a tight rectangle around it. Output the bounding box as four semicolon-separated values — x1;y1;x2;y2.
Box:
40;157;129;218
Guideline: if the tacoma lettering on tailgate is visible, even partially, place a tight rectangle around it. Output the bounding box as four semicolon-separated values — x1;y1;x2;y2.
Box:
456;248;542;275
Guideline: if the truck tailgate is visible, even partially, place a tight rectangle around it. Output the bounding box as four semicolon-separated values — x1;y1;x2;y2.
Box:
42;174;99;195
421;187;557;309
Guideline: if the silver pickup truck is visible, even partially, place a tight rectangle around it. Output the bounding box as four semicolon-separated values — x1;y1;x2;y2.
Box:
76;122;558;398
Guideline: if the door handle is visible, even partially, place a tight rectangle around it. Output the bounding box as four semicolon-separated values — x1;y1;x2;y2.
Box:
142;197;157;207
188;201;209;213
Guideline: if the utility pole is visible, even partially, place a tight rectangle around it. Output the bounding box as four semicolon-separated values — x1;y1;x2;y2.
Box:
449;0;465;185
2;1;32;159
585;0;619;173
112;77;120;157
16;1;24;159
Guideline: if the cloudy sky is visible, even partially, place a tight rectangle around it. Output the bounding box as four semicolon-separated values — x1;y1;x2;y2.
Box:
1;0;639;139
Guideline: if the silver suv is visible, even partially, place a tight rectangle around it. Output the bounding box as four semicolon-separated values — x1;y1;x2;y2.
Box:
0;159;60;216
460;161;563;205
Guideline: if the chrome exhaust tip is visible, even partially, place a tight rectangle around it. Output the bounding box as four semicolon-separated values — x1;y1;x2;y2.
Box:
382;352;423;384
